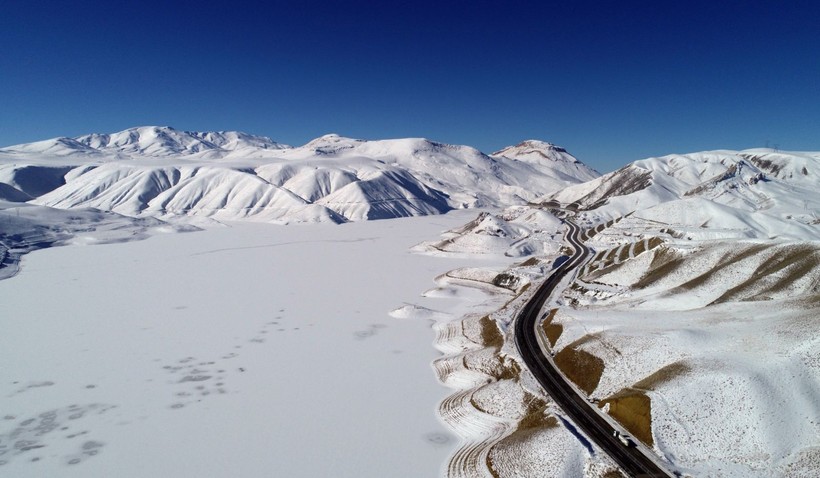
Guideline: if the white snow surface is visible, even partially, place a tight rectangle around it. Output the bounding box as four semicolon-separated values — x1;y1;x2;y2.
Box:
0;127;598;225
0;209;507;477
560;234;820;476
492;139;600;183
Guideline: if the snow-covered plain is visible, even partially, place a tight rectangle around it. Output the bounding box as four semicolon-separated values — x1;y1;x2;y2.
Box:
0;210;507;477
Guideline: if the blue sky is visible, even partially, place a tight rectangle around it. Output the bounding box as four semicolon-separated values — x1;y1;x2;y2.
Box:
1;0;818;172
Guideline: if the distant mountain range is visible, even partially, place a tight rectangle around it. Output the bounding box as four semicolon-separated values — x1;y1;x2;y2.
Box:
0;126;600;223
1;126;817;238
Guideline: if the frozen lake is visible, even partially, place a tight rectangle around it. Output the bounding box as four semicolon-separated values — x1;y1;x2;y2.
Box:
0;210;502;477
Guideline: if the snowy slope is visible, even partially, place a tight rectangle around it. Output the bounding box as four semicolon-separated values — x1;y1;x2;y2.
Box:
417;207;565;257
559;236;820;477
0;127;599;224
544;149;820;240
415;201;820;477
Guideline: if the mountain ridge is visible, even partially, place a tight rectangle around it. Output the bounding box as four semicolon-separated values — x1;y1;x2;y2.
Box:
3;127;817;236
0;126;598;224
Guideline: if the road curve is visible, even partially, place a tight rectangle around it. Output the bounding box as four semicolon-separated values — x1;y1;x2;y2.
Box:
514;219;674;478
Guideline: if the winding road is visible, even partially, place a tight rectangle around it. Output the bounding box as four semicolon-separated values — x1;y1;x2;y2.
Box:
514;219;674;477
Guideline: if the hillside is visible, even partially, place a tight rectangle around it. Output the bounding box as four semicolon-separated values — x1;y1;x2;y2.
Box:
416;144;820;477
541;149;820;240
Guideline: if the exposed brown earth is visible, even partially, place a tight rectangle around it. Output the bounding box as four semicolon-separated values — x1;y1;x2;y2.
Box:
601;391;653;446
712;243;820;304
479;315;504;348
541;308;563;347
553;337;605;395
516;394;558;432
672;243;769;292
633;246;687;289
600;362;692;448
635;362;692;390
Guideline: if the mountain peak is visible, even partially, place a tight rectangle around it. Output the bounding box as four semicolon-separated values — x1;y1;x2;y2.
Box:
302;134;364;153
491;140;600;182
492;140;569;159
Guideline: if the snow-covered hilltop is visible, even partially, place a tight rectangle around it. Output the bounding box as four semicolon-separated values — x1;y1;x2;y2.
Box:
492;139;600;184
0;126;598;224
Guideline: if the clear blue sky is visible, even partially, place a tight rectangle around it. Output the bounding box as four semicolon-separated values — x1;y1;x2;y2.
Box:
2;0;818;172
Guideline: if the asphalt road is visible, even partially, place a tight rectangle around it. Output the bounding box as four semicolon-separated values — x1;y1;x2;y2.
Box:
514;219;674;478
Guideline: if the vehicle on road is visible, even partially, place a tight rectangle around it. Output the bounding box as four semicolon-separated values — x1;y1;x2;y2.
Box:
614;430;634;447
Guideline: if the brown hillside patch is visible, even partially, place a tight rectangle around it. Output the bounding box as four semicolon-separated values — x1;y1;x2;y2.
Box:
602;391;653;446
674;243;770;292
632;236;664;257
542;308;558;325
647;236;664;250
543;324;563;347
519;257;540;267
464;352;521;382
584;261;629;282
616;244;632;262
712;244;820;304
583;217;621;240
633;238;648;256
633;246;687;289
541;308;563;347
587;238;660;279
635;361;691;390
479;315;504;348
600;361;691;448
517;394;558;432
747;156;784;175
553;341;604;395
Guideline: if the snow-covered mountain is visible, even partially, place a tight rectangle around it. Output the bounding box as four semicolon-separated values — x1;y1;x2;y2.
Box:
492;140;600;183
542;149;820;240
0;126;289;159
0;127;599;224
